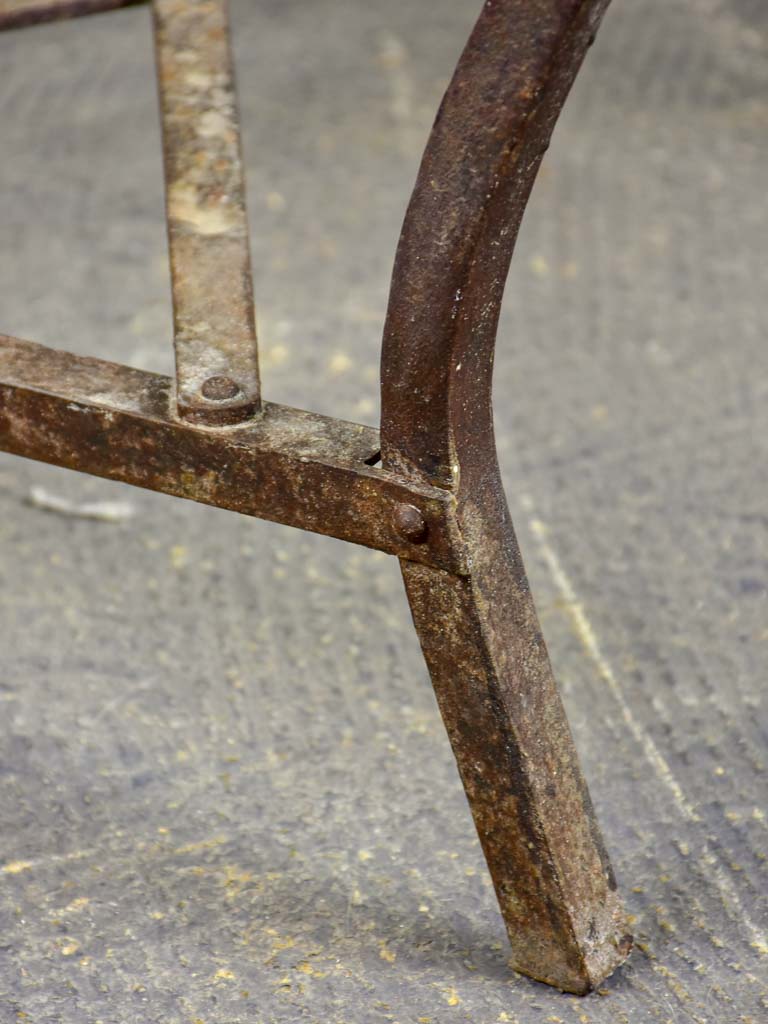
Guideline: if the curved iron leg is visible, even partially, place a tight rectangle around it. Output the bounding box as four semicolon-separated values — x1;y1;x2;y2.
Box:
383;0;632;992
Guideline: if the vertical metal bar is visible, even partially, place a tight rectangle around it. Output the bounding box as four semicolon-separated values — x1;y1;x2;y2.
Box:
153;0;261;425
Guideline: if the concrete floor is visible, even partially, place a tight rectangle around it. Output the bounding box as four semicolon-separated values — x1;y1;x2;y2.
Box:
0;0;766;1021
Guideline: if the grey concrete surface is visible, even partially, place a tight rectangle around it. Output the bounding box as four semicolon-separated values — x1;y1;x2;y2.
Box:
0;0;766;1021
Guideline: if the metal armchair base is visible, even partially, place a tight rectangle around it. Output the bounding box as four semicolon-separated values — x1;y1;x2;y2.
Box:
0;0;631;993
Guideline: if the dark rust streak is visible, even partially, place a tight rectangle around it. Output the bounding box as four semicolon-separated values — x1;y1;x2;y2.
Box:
153;0;261;425
0;335;464;573
0;0;144;30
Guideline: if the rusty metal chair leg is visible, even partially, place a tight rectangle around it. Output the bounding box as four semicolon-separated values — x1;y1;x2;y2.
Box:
0;0;632;994
381;0;631;992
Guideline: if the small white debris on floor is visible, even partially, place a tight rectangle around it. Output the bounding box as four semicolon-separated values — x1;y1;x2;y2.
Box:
27;486;135;522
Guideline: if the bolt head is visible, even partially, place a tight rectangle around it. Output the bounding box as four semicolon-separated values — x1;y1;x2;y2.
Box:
201;375;241;401
393;503;428;544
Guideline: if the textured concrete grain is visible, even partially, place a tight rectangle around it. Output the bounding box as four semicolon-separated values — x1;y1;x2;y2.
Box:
0;1;766;1021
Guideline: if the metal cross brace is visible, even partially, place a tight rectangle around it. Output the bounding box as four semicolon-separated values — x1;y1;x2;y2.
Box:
0;0;632;993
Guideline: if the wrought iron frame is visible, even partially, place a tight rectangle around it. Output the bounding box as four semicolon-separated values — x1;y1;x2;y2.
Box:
0;0;631;992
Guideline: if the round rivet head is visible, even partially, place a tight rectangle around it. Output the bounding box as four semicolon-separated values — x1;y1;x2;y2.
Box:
201;375;241;401
393;503;428;544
